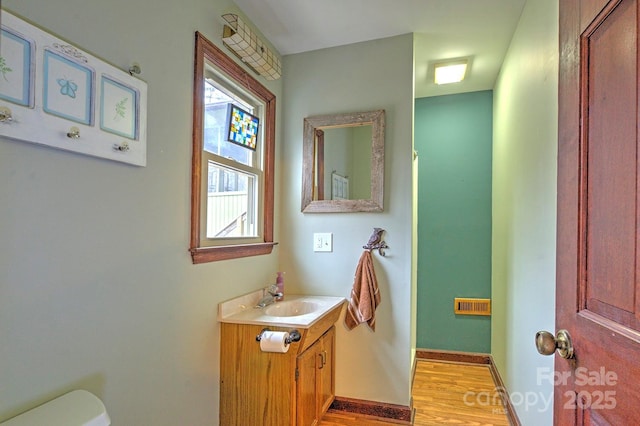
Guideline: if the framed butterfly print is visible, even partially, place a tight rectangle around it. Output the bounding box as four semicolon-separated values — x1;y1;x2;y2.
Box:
0;11;147;166
43;49;94;125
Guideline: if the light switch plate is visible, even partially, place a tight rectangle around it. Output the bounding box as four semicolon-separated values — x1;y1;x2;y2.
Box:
313;233;333;252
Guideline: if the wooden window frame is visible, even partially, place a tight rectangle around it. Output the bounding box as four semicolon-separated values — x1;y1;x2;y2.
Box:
189;32;276;264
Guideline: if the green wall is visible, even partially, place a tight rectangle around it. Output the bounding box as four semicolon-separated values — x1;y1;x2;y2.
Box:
415;91;492;353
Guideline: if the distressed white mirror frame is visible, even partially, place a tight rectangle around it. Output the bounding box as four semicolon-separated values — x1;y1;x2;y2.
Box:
301;109;385;213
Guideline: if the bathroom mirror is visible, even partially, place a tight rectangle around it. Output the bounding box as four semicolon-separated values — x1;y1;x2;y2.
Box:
301;110;385;213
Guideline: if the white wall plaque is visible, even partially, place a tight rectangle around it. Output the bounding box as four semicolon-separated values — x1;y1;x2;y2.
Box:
0;11;147;166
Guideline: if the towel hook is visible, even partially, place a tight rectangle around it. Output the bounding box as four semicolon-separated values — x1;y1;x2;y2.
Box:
363;227;388;256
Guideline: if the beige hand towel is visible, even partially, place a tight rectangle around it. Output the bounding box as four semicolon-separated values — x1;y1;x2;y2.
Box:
345;250;381;331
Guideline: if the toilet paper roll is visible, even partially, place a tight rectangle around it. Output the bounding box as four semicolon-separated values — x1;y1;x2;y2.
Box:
259;331;290;353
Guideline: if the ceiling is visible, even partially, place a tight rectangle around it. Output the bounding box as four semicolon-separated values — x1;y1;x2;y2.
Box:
232;0;527;98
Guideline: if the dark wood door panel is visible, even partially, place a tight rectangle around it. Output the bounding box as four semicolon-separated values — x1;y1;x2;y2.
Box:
559;0;640;423
582;0;638;326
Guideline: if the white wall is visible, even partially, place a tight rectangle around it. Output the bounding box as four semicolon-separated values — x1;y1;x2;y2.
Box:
0;1;282;424
492;0;558;424
281;35;415;406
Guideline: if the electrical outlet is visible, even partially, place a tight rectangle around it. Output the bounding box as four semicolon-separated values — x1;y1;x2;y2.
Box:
313;233;333;252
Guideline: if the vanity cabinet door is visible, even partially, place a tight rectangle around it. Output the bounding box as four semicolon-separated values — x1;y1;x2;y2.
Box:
318;326;335;415
296;338;320;426
295;326;336;426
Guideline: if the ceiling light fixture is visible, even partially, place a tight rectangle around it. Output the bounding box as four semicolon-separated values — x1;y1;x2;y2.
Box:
434;60;468;85
221;14;282;80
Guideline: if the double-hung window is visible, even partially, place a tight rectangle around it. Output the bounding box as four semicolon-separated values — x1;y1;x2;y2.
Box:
190;32;276;263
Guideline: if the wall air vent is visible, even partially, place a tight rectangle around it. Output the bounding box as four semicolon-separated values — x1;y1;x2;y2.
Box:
454;298;491;316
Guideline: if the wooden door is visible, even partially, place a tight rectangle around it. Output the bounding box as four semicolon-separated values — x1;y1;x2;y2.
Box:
557;0;640;423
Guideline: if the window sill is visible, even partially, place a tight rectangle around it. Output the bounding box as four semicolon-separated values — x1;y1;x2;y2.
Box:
190;242;278;264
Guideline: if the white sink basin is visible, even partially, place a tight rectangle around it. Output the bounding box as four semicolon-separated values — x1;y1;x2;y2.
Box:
265;300;320;317
218;294;346;327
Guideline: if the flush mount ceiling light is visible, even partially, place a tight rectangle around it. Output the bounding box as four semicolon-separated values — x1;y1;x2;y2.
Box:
221;14;282;80
434;60;468;85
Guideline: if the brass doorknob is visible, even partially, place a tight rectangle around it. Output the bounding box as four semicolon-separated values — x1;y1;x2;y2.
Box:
535;329;574;359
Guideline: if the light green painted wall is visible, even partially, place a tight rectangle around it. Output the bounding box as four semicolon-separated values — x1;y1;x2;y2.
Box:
414;91;493;353
0;2;416;418
492;0;558;424
0;0;558;422
1;1;282;424
281;35;415;406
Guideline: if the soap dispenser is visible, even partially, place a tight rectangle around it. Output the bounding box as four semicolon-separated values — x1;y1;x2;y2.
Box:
275;272;284;301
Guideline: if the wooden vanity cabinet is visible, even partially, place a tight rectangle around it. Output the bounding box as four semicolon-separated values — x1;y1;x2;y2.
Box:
296;326;335;426
219;303;342;426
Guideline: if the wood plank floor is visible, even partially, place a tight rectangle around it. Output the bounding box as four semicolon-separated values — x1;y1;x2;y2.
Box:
320;360;510;425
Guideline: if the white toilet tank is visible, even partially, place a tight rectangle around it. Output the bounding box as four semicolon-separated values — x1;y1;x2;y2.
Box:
0;390;110;426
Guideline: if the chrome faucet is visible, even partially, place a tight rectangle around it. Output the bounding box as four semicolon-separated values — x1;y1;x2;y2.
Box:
255;284;283;308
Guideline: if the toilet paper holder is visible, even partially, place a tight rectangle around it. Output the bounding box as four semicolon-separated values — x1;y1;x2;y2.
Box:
256;328;302;345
